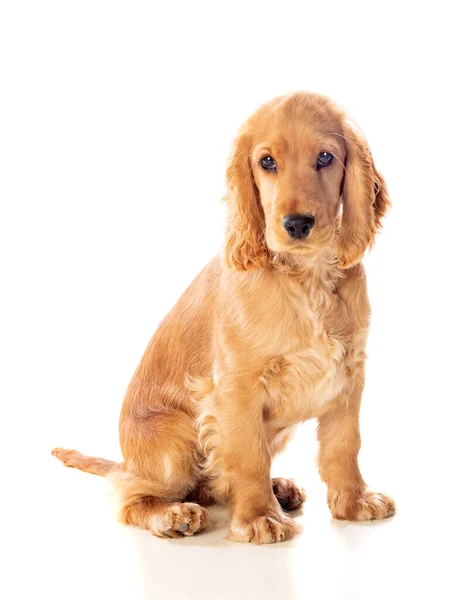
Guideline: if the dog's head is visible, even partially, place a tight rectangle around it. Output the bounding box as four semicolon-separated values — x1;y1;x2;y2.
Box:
224;92;390;270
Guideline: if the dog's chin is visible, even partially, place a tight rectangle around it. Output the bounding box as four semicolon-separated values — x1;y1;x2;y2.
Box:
267;237;321;260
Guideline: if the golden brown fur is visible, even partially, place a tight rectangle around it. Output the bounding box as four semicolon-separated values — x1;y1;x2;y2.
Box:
53;91;395;543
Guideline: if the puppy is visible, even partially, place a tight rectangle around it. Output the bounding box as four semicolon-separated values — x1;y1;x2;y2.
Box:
53;91;395;544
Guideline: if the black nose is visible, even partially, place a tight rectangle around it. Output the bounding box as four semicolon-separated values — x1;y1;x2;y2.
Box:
282;214;315;239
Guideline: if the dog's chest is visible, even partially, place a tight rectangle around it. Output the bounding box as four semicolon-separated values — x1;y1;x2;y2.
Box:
262;281;350;424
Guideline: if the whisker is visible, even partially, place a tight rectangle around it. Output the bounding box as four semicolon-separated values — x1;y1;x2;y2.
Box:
315;132;353;147
330;152;347;173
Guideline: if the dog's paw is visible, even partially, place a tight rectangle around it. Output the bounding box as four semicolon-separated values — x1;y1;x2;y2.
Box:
272;477;306;511
149;502;209;538
329;489;395;521
228;511;300;544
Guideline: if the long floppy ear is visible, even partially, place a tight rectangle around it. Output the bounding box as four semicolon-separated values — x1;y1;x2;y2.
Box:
336;121;391;269
223;131;269;271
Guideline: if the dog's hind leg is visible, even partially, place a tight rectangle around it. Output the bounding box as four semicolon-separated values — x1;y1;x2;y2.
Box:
115;406;209;538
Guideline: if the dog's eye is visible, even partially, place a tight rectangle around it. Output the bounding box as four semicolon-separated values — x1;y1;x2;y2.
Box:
260;156;277;171
317;152;333;169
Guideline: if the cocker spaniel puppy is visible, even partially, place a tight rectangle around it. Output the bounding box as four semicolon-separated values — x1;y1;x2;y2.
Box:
53;92;395;544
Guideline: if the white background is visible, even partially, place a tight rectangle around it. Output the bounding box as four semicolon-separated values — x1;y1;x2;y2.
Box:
1;2;471;599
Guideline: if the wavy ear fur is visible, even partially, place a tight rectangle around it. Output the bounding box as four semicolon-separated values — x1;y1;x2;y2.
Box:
336;122;391;269
223;131;269;271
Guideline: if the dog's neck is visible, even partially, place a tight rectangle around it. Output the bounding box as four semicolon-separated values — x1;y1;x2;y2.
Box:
268;247;343;304
269;248;339;279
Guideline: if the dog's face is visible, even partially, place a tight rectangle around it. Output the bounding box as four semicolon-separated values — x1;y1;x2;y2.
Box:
224;92;390;270
251;102;346;258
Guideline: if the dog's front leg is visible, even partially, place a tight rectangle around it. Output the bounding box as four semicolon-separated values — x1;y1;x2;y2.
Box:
214;376;300;544
317;377;395;521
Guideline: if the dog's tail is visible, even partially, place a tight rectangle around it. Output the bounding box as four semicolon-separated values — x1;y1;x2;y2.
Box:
51;447;121;476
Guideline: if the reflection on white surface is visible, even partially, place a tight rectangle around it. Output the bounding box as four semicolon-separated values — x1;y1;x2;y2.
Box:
5;418;467;600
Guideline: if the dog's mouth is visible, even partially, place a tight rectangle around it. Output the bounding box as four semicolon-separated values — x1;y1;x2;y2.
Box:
268;239;319;258
272;235;337;263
